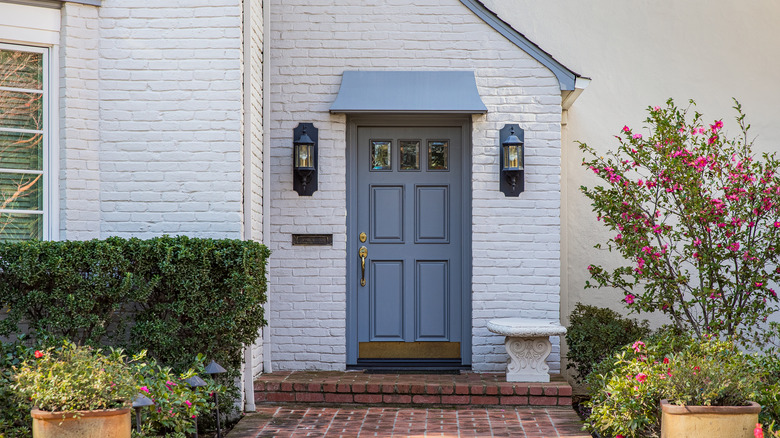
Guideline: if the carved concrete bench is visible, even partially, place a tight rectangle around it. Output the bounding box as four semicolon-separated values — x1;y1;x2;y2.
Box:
487;318;567;383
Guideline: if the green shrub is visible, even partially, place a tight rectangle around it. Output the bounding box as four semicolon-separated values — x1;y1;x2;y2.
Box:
0;340;34;438
0;238;153;345
0;236;270;427
132;354;222;437
586;333;767;438
566;303;651;383
13;342;138;412
0;236;269;376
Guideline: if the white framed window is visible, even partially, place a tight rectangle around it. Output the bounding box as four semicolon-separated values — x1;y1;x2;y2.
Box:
0;43;53;241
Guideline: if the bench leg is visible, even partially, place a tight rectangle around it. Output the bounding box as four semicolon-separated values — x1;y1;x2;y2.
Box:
504;336;552;382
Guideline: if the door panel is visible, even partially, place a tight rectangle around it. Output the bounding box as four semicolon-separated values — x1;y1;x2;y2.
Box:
415;185;449;242
416;260;449;339
356;126;462;362
370;185;404;242
371;260;404;340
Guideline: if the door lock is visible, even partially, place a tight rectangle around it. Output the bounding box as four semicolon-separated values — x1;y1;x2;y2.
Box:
359;246;367;287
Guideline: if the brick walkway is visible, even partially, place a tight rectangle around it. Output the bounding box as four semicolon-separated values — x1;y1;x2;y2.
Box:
227;406;590;438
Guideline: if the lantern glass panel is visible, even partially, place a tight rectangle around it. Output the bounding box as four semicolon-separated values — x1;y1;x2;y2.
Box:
295;143;314;169
503;144;522;170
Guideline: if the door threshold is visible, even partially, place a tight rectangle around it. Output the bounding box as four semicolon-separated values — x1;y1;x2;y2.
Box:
349;358;469;372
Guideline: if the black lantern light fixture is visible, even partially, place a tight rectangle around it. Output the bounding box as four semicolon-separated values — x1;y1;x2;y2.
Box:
293;123;318;196
132;393;155;434
205;360;227;438
184;375;208;438
499;124;525;196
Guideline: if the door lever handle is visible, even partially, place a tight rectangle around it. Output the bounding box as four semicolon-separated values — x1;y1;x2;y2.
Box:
359;246;367;287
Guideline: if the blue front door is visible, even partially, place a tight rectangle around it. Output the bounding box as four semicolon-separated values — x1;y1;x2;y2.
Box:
355;125;464;364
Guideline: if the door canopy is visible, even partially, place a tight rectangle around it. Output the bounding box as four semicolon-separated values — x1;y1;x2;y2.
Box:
330;71;488;114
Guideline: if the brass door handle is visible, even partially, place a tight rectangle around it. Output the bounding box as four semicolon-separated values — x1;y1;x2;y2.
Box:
359;246;367;287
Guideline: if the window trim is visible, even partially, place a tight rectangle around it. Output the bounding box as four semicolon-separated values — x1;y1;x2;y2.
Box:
0;42;59;241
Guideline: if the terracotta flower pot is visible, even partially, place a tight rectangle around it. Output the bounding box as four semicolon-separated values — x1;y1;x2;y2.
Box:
31;408;131;438
660;399;761;438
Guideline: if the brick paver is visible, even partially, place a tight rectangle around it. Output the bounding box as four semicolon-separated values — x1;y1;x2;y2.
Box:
256;372;572;408
226;406;590;438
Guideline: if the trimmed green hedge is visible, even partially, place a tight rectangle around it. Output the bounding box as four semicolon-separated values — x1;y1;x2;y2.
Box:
0;236;270;375
566;303;651;384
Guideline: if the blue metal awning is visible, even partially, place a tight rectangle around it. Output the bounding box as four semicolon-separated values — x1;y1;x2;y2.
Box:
330;71;488;114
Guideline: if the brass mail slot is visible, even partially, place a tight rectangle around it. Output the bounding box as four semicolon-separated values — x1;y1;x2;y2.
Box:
292;234;333;246
359;341;460;359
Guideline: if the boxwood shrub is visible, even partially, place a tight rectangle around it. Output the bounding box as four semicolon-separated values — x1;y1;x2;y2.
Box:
566;303;651;383
0;236;270;377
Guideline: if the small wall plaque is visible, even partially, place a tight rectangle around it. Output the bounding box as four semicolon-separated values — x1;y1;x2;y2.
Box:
292;234;333;246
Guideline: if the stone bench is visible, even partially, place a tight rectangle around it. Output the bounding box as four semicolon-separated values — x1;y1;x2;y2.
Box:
487;318;567;383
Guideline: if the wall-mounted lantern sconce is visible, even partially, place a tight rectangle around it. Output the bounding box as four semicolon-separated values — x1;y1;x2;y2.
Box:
293;123;318;196
500;124;524;196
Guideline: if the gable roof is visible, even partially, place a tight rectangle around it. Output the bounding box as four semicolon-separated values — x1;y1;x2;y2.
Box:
460;0;582;92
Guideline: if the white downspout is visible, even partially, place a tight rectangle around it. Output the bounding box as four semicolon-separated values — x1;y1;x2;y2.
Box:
242;0;256;412
261;0;273;375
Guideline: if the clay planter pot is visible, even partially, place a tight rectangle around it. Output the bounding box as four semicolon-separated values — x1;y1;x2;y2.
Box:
660;399;761;438
31;408;131;438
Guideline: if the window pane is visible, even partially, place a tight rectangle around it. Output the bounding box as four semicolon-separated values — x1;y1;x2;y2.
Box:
0;90;43;131
0;130;42;170
0;50;43;90
0;212;42;241
371;140;391;170
428;140;449;170
400;140;420;170
0;172;43;211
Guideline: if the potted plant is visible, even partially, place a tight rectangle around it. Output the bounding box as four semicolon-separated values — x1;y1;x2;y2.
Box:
13;342;138;438
586;333;763;438
657;338;760;438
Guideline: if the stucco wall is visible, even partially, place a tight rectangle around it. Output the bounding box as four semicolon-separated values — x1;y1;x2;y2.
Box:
268;0;564;372
480;0;780;373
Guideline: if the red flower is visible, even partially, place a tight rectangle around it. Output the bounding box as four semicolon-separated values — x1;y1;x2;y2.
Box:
663;357;669;364
34;350;44;359
754;423;764;438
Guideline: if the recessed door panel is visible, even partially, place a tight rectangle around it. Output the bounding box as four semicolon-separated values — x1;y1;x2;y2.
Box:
416;185;449;243
371;185;404;243
371;260;404;340
416;260;449;339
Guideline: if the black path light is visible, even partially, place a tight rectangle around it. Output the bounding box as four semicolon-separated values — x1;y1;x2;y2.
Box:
205;360;227;438
132;393;154;434
184;375;208;438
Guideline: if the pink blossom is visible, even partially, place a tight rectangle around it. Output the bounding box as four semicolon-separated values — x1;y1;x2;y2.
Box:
652;106;660;112
693;238;702;246
185;400;192;407
635;373;648;383
755;423;764;438
631;340;645;352
708;135;718;145
140;386;150;393
623;125;631;133
625;294;635;305
632;133;642;140
756;282;763;287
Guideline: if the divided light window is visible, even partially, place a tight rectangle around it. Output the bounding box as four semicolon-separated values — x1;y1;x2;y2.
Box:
0;45;48;241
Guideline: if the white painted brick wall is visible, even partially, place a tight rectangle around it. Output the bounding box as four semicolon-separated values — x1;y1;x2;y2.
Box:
269;0;562;372
59;3;101;240
96;0;244;239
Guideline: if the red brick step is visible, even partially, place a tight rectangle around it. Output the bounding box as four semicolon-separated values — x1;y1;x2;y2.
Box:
254;371;572;407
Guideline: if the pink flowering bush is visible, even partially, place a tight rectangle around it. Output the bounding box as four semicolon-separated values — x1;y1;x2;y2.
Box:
585;332;761;438
580;99;780;343
132;354;221;437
